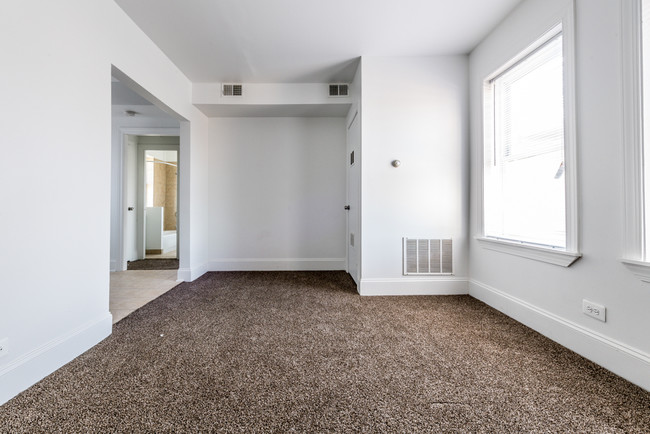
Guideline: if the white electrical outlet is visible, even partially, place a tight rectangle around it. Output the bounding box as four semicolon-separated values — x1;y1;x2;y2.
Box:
583;300;606;322
0;338;8;358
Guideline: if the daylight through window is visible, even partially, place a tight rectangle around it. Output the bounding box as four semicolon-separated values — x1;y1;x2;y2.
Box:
483;28;566;249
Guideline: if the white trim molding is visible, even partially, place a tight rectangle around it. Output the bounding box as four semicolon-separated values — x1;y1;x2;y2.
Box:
208;258;347;272
621;0;650;281
469;279;650;392
177;262;209;282
359;277;468;296
0;313;113;405
476;237;581;267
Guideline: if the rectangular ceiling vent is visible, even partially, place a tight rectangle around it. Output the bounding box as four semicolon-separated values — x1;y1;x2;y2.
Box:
222;83;243;97
329;83;349;97
403;238;453;275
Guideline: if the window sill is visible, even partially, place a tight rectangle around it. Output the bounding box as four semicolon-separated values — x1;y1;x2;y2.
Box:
476;237;581;267
621;259;650;282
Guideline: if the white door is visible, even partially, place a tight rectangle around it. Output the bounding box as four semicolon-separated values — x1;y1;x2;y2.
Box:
124;134;139;266
347;112;361;285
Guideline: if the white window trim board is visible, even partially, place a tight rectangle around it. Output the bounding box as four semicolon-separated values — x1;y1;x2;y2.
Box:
621;258;650;283
476;1;580;265
620;0;650;282
476;236;581;267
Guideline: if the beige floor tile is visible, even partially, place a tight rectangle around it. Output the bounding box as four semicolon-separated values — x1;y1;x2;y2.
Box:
109;270;181;324
145;250;177;259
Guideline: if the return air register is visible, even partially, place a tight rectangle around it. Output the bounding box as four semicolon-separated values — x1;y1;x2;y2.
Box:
329;83;349;97
222;83;243;96
403;238;453;275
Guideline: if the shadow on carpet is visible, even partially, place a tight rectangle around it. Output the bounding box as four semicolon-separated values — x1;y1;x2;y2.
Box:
127;258;179;270
2;271;649;432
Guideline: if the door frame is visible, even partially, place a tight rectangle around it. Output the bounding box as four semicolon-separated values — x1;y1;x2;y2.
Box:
346;110;361;285
117;127;180;270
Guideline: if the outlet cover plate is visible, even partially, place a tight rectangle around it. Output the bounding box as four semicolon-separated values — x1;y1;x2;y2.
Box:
583;299;606;322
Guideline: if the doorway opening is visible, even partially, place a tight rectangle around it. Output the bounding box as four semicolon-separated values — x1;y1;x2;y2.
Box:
109;66;187;323
126;137;180;271
145;149;178;259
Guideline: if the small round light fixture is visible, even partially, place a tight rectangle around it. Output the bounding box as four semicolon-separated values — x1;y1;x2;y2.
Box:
391;160;401;168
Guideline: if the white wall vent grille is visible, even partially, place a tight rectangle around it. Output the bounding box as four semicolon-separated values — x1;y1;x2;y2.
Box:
222;83;243;96
403;238;453;275
329;83;349;97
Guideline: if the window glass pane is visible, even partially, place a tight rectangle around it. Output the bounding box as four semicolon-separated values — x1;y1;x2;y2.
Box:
485;33;566;248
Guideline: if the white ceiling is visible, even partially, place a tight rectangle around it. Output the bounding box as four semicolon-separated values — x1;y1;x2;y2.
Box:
112;81;152;106
115;0;523;84
112;78;180;122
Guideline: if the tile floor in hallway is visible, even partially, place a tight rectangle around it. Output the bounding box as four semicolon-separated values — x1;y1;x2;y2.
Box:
109;270;181;324
145;250;177;259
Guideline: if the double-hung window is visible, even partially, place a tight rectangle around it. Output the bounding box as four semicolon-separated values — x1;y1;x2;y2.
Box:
480;16;579;267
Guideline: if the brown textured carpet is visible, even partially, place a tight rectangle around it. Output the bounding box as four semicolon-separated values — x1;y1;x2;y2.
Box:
127;258;179;270
2;271;649;432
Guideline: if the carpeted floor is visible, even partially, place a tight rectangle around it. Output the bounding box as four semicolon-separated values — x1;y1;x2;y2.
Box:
127;258;179;270
2;271;649;432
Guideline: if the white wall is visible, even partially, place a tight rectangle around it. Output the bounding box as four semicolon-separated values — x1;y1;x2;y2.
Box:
359;56;469;295
0;0;210;404
208;117;347;270
469;0;650;392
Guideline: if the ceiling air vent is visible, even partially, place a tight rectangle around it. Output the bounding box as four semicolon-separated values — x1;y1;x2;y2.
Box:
403;238;453;275
222;83;243;97
329;83;349;97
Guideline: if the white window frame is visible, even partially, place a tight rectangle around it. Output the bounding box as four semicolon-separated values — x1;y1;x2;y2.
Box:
476;2;580;267
621;0;650;281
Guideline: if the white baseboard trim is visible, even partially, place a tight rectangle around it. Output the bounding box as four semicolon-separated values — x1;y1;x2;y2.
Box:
109;259;117;273
177;262;209;282
0;313;112;405
469;279;650;392
359;277;469;296
207;258;346;271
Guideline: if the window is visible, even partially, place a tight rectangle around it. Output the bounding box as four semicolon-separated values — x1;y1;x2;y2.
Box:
479;18;579;267
622;0;650;279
